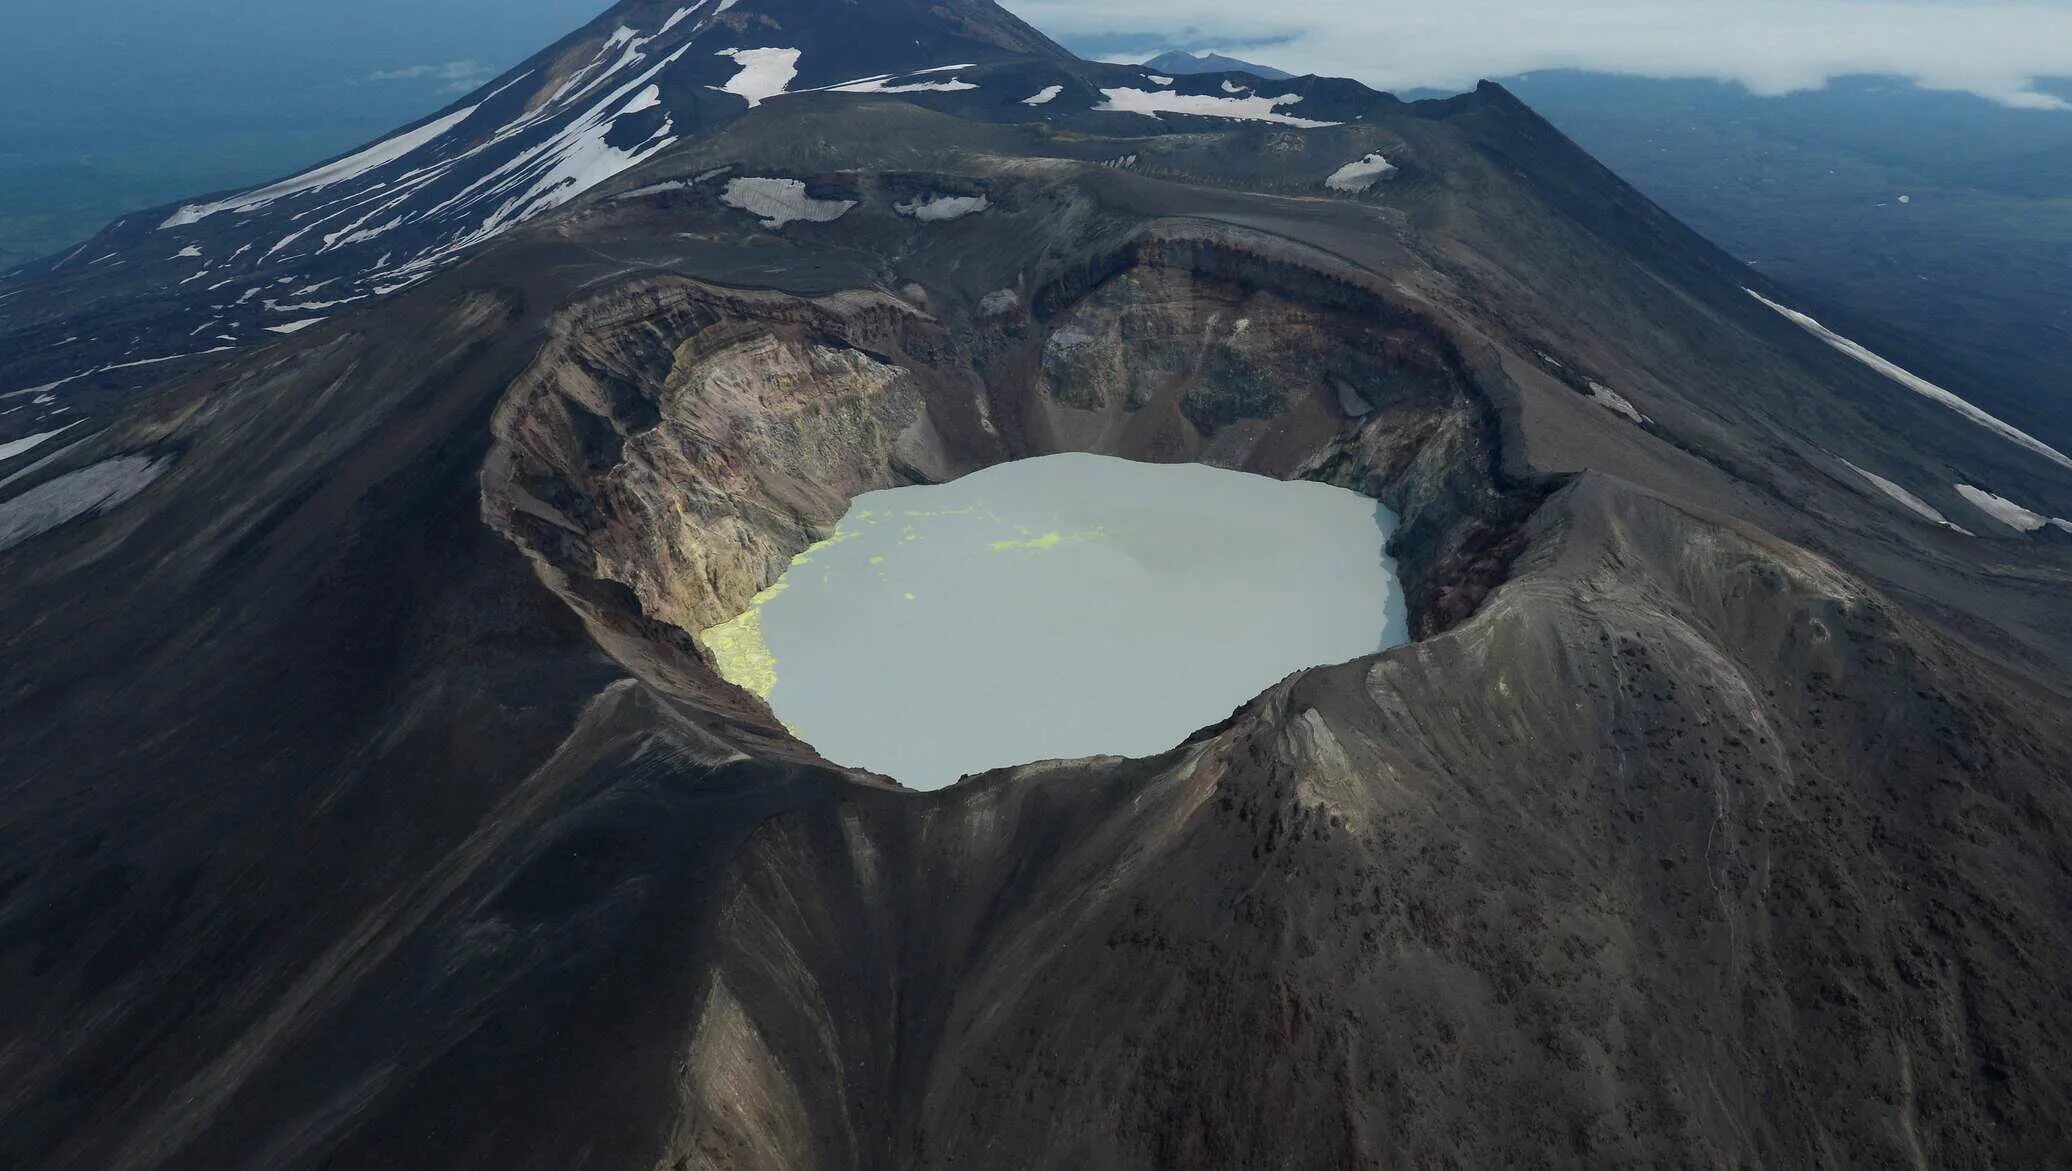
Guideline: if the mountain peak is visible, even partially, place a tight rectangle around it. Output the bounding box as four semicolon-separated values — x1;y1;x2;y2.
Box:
0;0;1080;394
1143;50;1294;82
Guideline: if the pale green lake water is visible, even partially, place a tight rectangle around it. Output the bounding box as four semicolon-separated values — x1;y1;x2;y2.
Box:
723;453;1407;790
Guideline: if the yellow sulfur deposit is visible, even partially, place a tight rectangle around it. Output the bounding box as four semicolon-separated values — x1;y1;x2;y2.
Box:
699;579;788;699
989;527;1105;553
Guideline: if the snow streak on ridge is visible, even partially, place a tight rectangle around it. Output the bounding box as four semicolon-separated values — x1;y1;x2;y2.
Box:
1747;288;2072;472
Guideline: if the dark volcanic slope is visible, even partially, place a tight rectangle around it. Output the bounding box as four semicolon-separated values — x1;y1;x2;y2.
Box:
3;3;2072;1169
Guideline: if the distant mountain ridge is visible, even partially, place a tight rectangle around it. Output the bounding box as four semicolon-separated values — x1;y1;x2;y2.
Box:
1144;49;1293;81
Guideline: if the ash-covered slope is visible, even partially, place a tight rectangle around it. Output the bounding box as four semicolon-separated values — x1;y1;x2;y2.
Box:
3;3;2072;1170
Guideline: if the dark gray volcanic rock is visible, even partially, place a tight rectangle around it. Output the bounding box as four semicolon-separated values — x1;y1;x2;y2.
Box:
2;2;2072;1170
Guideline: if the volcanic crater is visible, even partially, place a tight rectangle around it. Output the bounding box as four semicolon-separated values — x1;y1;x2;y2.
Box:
484;230;1549;786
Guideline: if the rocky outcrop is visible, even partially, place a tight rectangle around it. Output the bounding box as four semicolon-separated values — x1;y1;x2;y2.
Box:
485;281;963;643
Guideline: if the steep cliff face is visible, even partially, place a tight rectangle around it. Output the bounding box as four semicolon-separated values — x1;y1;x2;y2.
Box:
489;282;951;637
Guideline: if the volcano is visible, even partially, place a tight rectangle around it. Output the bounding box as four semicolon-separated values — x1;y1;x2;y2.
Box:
3;0;2072;1168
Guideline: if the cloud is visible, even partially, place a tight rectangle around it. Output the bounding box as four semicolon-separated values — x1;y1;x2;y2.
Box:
1008;0;2072;109
366;59;494;89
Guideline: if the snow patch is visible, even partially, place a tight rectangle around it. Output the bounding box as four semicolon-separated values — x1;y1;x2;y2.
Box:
5;348;235;405
1146;75;1175;86
620;84;663;114
659;3;703;33
0;430;97;492
1221;81;1250;94
1748;289;2072;472
172;244;202;259
1839;459;1968;532
266;318;327;335
0;455;166;554
1023;85;1063;106
616;179;691;200
1585;381;1648;424
333;217;405;248
1325;152;1398;192
1094;88;1339;127
1955;484;2059;533
827;73;977;94
2;380;69;400
721;178;856;228
894;193;990;222
264;296;360;313
0;421;85;463
262;226;312;260
99;348;235;372
716;47;800;107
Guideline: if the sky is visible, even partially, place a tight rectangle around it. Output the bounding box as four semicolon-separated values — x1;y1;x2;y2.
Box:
1014;0;2072;109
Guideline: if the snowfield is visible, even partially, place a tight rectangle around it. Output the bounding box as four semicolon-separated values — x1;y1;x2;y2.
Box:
894;193;991;222
1325;153;1398;191
0;422;85;464
716;47;801;106
1094;88;1340;128
721;178;857;227
0;455;166;554
1955;484;2062;533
